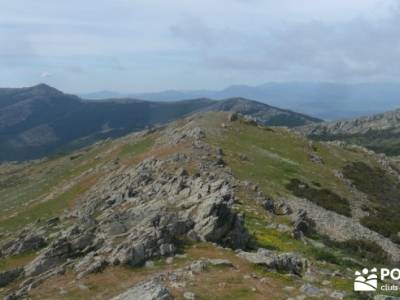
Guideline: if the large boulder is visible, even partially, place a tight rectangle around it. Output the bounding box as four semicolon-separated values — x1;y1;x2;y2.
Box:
258;196;292;216
192;194;249;249
292;209;315;239
238;248;308;276
111;280;173;300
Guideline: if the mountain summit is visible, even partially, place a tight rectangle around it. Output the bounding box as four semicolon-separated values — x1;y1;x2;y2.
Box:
30;83;63;94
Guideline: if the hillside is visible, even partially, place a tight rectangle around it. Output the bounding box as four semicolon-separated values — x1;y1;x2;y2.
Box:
298;108;400;156
0;85;321;161
203;97;321;127
0;112;399;299
83;82;400;120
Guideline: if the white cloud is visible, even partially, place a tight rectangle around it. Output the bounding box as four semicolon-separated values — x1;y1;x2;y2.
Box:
171;1;400;81
40;71;52;78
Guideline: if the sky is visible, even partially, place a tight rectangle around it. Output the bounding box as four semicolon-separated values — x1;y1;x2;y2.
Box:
0;0;399;93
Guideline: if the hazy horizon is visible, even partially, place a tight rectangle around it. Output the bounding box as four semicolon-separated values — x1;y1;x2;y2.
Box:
5;80;400;96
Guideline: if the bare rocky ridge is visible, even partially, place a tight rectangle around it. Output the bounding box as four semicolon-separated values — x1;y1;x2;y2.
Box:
297;108;400;155
284;195;400;261
299;109;400;136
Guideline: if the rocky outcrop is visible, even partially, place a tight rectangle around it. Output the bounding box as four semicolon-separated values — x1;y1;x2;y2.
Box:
292;209;315;239
24;227;97;277
1;232;46;257
284;196;400;261
10;153;248;295
237;248;308;276
111;279;173;300
191;195;248;248
296;108;400;155
0;268;24;287
298;108;400;136
257;195;292;216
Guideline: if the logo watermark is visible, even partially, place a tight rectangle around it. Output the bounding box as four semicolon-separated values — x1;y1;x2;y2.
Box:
354;267;400;292
354;268;378;291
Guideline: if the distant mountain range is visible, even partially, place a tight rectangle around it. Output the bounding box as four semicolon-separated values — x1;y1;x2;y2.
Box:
0;84;320;161
81;82;400;120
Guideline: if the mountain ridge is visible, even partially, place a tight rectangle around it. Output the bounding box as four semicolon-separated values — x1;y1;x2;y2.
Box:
81;82;400;120
297;107;400;155
0;85;321;161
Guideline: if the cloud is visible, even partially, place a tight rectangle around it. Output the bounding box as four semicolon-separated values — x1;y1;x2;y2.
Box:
171;3;400;81
0;0;399;91
40;71;52;78
0;31;38;68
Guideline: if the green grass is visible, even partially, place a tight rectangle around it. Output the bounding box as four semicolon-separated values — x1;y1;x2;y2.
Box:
0;140;113;217
310;247;340;265
239;190;356;270
206;118;367;212
0;251;37;272
195;289;253;300
118;137;154;158
0;175;96;232
0;136;155;233
244;212;308;254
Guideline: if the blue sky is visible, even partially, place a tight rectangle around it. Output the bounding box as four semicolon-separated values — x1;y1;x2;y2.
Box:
0;0;399;93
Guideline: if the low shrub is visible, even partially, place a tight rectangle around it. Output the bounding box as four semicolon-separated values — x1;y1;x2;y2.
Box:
286;179;351;217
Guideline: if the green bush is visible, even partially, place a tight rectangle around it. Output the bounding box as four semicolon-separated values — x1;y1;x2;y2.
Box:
342;162;400;204
343;162;400;243
286;179;351;217
325;238;389;264
311;248;339;264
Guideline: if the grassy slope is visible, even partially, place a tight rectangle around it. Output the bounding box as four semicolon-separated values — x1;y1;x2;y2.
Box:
0;135;155;233
203;113;400;236
200;113;400;297
204;113;374;202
